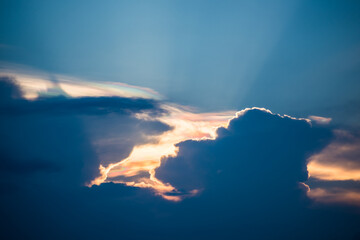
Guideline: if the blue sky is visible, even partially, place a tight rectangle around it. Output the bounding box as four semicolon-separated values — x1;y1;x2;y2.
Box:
1;1;360;239
2;0;360;114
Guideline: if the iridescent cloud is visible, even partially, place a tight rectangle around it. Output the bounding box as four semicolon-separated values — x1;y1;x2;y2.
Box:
0;68;161;100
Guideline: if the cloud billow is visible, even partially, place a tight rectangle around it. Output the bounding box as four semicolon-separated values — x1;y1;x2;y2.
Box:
1;77;360;240
156;108;332;196
150;109;360;239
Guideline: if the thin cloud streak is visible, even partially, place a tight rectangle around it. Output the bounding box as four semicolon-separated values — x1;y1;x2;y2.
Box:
308;188;360;207
0;68;161;100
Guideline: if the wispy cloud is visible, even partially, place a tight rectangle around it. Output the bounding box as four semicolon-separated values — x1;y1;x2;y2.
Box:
0;67;161;100
307;130;360;205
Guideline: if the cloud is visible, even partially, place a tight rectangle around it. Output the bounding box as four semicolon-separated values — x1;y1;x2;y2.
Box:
307;129;360;205
0;74;236;197
308;115;332;125
100;103;234;196
0;76;171;188
0;68;162;100
150;108;360;239
156;108;331;195
307;179;360;207
308;130;360;178
1;77;360;239
0;91;165;117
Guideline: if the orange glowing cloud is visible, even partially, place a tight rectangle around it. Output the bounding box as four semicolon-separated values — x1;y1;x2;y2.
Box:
94;104;236;200
308;115;332;125
308;188;360;207
308;161;360;181
307;130;360;181
307;130;360;206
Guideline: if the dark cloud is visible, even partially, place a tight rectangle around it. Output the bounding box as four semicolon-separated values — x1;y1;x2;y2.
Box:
153;108;360;239
0;76;171;186
1;78;360;239
0;76;22;104
0;83;165;117
83;114;172;167
156;108;331;193
1;96;164;115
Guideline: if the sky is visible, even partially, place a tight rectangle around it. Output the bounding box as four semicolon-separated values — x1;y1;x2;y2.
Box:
1;0;360;239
